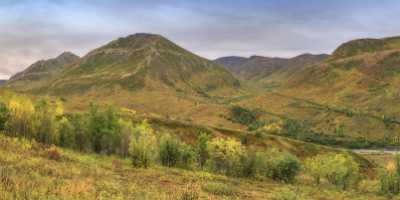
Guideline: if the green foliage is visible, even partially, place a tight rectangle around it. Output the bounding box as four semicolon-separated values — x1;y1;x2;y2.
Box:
240;151;264;178
159;134;195;168
305;153;360;190
207;137;244;176
229;105;257;126
0;102;8;131
129;121;157;168
58;117;75;148
87;103;121;154
379;154;400;195
265;150;300;183
33;97;61;145
196;132;210;168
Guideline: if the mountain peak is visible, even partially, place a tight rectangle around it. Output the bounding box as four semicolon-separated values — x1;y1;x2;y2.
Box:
57;51;79;59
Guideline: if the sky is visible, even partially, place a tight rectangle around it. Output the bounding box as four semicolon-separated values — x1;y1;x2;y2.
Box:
1;0;400;79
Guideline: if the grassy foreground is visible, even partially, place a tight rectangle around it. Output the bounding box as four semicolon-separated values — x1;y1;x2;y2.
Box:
0;134;390;200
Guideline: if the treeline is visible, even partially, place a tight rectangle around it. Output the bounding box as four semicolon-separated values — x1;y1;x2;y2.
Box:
229;105;390;149
0;94;366;190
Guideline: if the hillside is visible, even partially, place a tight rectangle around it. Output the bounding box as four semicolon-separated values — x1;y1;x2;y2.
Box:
40;33;239;95
6;52;80;91
230;36;400;146
0;80;6;85
215;54;328;80
0;130;381;200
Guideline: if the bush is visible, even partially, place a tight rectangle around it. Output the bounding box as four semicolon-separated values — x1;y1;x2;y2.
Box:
229;106;257;126
159;134;195;168
196;132;210;168
265;150;300;183
207;138;244;176
58;117;75;148
129;121;157;168
47;145;61;161
379;154;400;195
87;103;121;154
305;153;360;190
240;151;264;178
0;102;9;131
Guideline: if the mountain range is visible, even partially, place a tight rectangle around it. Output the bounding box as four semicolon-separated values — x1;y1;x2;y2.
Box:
215;53;328;80
5;33;400;144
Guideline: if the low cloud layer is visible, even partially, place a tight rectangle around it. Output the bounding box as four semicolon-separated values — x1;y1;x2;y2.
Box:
0;0;400;79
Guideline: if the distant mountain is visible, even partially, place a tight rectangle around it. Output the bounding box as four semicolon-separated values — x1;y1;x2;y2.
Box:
7;52;79;91
35;33;239;96
0;80;6;85
215;53;328;80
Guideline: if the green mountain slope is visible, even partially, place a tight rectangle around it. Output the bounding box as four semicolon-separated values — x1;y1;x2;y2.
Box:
236;36;400;144
44;33;239;95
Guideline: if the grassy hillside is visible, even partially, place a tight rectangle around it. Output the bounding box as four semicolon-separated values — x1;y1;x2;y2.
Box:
0;133;390;200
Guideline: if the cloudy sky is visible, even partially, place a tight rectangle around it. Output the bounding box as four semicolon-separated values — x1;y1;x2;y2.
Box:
0;0;400;79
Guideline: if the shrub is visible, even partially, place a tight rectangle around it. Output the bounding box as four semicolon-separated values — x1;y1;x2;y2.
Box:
47;145;61;161
240;151;264;178
159;134;195;168
159;134;181;167
196;132;210;168
34;97;62;145
58;117;75;148
379;154;400;195
129;120;157;168
265;150;300;183
87;103;121;154
304;154;326;185
0;102;9;131
306;153;360;190
207;138;244;176
229;106;257;126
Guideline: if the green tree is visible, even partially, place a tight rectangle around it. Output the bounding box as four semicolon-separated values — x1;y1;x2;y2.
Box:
58;117;75;148
87;103;121;154
265;150;300;183
0;102;9;131
159;134;195;168
129;120;157;168
207;137;244;176
196;132;210;168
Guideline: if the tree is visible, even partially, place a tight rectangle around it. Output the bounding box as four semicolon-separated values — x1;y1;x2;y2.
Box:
87;103;121;154
304;154;326;185
129;120;157;168
58;117;75;148
196;132;210;168
118;119;133;157
34;97;60;145
307;153;360;190
265;150;300;183
159;134;195;168
207;138;244;176
0;102;9;131
5;95;35;138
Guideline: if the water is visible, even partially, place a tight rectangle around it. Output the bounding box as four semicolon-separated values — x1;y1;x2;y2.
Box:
352;149;400;155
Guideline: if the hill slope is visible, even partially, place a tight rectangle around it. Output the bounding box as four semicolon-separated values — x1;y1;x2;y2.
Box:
41;33;240;96
6;52;79;91
235;36;400;144
215;54;328;80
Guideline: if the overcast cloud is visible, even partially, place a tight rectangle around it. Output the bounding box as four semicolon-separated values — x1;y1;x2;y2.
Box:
0;0;400;79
